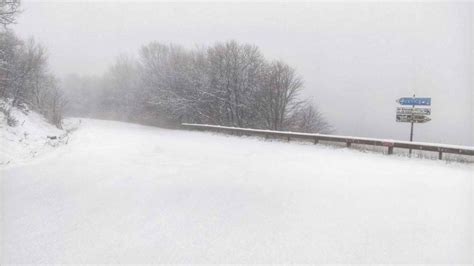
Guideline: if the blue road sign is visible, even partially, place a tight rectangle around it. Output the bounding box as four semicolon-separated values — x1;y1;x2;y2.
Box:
397;97;431;106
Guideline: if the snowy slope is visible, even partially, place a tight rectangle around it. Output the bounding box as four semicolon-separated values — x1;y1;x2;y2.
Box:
0;100;69;166
1;119;472;263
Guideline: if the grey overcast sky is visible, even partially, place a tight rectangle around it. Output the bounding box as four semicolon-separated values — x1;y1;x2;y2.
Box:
13;1;473;145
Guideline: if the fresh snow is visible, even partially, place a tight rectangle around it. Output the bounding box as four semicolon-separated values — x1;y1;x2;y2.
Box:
1;119;472;263
0;101;69;167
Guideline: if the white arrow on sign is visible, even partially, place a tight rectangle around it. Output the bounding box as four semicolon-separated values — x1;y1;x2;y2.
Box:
412;116;431;123
396;107;431;115
396;114;431;123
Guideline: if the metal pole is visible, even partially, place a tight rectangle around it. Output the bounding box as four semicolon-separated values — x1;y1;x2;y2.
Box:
409;94;415;156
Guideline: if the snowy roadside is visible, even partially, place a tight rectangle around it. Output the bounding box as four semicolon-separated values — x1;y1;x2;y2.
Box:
1;118;472;263
0;100;79;168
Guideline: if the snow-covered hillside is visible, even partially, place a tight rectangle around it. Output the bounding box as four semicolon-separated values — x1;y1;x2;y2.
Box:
1;119;472;263
0;100;66;167
0;100;71;167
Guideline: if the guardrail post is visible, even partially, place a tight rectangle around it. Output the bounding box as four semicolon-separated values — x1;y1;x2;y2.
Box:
346;141;351;147
438;151;443;160
388;146;393;155
314;138;319;144
287;136;291;142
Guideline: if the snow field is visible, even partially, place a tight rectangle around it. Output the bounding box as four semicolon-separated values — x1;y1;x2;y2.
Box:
1;119;472;263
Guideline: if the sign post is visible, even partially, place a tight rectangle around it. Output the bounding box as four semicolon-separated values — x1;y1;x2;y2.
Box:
409;94;415;155
396;95;431;156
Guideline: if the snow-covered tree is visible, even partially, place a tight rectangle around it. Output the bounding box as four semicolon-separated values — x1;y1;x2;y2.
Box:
63;40;331;132
0;0;20;27
101;55;141;120
288;101;332;133
0;30;65;128
256;60;303;131
206;41;264;127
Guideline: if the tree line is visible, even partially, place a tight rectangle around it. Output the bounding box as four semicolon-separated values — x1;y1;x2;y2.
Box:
1;0;331;133
1;0;66;128
64;41;331;133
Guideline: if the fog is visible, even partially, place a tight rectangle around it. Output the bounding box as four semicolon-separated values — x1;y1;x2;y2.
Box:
13;1;473;145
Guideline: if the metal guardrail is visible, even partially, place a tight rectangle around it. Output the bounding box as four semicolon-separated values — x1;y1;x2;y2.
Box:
181;123;474;160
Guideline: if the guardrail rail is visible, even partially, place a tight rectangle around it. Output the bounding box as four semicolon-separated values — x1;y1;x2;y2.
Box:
181;123;474;160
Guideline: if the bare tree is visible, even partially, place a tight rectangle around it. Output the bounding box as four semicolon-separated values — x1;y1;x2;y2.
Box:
256;60;303;130
206;41;264;127
0;0;20;27
1;30;66;128
63;40;332;132
0;30;20;96
10;38;48;107
289;101;332;133
101;55;140;120
47;82;67;129
139;42;191;125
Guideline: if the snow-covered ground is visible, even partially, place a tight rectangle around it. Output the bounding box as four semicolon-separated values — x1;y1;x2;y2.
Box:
1;119;472;263
0;100;70;167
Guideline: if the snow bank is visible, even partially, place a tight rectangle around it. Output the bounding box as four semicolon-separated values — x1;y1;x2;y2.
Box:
1;119;472;263
0;99;71;166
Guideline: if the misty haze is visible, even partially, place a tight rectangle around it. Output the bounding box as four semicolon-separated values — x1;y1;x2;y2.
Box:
1;1;473;264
